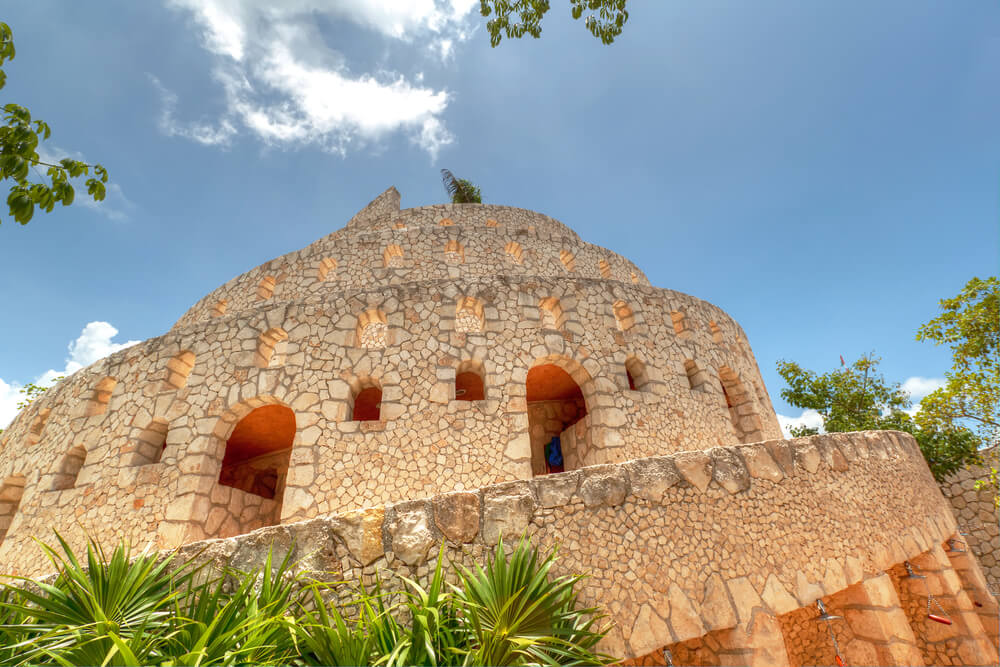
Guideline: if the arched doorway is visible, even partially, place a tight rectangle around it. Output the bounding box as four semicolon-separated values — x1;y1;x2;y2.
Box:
219;404;295;521
526;363;588;476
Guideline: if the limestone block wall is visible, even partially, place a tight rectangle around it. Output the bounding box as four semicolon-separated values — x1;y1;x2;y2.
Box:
0;186;791;578
939;446;999;589
45;431;986;666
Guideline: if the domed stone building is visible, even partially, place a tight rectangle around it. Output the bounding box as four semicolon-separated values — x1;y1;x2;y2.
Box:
0;188;996;666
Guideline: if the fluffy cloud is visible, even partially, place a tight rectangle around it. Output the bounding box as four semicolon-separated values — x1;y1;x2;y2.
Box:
901;376;946;403
0;322;139;429
776;409;825;438
157;0;478;158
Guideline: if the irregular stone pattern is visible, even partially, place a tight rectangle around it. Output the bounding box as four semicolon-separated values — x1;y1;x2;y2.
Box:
0;188;996;665
940;446;999;589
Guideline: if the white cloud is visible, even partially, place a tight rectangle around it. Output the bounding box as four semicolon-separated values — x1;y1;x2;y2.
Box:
33;146;136;222
157;0;477;158
901;376;946;403
776;409;825;438
0;322;140;429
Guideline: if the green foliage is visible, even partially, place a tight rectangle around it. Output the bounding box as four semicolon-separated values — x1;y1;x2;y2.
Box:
916;276;999;504
455;536;611;666
441;169;483;204
915;276;999;444
0;533;614;666
0;22;109;226
15;376;63;411
479;1;629;46
776;353;979;480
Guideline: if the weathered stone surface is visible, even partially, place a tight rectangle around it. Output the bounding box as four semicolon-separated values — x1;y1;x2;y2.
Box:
481;488;534;545
390;509;434;566
624;455;680;503
432;491;479;543
578;465;628;508
529;471;579;508
674;450;713;492
709;447;750;494
667;583;705;640
330;506;385;566
701;573;738;630
741;444;784;483
629;603;672;656
761;574;797;614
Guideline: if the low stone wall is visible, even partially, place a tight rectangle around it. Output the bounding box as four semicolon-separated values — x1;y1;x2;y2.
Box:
939;446;999;589
147;430;967;661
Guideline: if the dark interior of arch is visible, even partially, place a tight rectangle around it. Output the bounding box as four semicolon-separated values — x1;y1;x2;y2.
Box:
526;364;588;476
456;371;485;401
220;404;294;500
353;387;382;421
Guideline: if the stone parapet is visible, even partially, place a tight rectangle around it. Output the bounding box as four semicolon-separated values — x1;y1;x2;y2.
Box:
64;430;967;661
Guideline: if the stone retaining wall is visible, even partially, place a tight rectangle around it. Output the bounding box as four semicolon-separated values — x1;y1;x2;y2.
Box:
939;446;999;589
151;430;973;661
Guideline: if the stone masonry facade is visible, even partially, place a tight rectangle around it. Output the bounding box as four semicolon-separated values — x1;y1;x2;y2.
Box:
0;188;997;665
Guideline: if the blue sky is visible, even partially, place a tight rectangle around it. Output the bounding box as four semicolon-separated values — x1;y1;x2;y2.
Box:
1;1;997;430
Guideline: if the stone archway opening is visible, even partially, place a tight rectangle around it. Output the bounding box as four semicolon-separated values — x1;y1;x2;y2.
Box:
526;363;588;476
219;404;294;503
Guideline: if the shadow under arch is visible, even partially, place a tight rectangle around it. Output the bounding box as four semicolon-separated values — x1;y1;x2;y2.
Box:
202;395;297;539
525;354;597;476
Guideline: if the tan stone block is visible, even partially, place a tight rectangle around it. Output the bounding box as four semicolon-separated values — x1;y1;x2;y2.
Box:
794;443;821;474
674;451;713;492
578;466;628;508
709;447;750;494
741;445;784;483
761;574;798;614
629;603;672;656
390;509;434;566
702;573;738;631
794;570;824;606
726;576;762;626
624;456;680;503
330;506;385;566
667;583;705;641
432;491;479;543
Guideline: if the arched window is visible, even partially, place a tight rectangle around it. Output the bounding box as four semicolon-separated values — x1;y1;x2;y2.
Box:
0;475;26;545
318;257;337;281
670;311;687;335
456;360;485;401
28;408;51;444
455;296;485;333
485;218;499;227
256;276;276;300
709;320;723;344
526;360;589;476
625;356;648;391
630;272;639;284
505;241;524;264
613;300;635;332
718;366;763;443
219;405;294;501
351;380;383;421
383;244;404;268
444;239;465;265
684;360;707;392
163;350;196;390
559;249;576;272
211;300;228;318
439;217;454;226
129;418;168;466
50;445;86;490
539;297;565;331
255;328;289;368
598;259;612;278
86;377;117;417
356;309;388;348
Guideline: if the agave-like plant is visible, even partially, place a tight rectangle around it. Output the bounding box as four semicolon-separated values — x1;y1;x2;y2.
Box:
159;548;303;666
441;169;483;204
0;533;195;665
454;536;614;666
